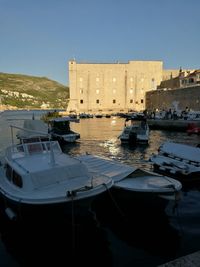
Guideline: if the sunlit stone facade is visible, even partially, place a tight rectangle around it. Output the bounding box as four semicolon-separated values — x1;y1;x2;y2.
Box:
68;60;163;113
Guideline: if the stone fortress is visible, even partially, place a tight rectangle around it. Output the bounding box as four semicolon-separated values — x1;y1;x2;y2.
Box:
67;59;197;113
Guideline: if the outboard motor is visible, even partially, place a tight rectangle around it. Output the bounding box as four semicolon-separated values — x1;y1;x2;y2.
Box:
129;132;137;146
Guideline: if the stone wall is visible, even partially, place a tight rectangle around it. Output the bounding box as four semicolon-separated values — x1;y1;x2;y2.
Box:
146;85;200;112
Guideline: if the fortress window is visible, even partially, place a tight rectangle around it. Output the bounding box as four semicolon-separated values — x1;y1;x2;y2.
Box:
141;99;144;104
96;99;100;104
113;99;116;104
80;99;83;104
130;99;133;103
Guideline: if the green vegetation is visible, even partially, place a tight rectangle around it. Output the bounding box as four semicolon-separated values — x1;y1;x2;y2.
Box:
40;110;61;123
0;72;69;109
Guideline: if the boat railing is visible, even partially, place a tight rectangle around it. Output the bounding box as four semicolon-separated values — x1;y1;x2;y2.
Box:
6;141;62;160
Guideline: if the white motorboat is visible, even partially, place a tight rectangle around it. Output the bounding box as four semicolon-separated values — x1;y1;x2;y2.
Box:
16;119;49;143
77;154;182;202
150;142;200;183
118;119;150;145
0;138;113;222
48;116;80;143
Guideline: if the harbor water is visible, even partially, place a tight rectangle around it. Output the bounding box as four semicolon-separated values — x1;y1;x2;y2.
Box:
0;110;200;267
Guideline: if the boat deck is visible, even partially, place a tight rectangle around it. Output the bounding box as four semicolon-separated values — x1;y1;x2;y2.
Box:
158;250;200;266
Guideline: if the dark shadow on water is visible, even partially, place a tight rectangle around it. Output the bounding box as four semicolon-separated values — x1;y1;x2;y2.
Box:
92;191;182;265
61;141;81;154
0;210;112;267
120;142;149;151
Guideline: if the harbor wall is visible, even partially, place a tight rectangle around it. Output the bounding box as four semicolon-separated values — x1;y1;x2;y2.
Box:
146;85;200;112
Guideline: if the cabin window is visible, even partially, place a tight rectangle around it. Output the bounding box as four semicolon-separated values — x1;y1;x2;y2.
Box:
5;164;12;181
5;164;23;188
12;171;23;188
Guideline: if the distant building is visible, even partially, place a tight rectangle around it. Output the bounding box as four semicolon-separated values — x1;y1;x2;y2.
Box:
67;60;163;113
67;59;195;113
146;69;200;112
180;69;200;87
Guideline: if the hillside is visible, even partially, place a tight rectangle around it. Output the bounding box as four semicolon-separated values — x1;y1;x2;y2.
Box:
0;72;69;109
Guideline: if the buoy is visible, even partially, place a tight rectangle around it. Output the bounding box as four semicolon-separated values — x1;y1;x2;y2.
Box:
5;207;17;221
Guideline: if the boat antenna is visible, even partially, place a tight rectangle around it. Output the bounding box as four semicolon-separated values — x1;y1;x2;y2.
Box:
10;125;14;149
49;141;56;166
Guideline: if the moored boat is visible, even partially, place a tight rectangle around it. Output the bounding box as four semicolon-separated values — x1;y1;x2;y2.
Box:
77;154;182;205
16;119;49;143
118;119;150;145
48;116;80;144
150;142;200;184
0;137;113;222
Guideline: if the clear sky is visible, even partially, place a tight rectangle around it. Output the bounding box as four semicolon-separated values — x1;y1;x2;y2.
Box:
1;0;200;86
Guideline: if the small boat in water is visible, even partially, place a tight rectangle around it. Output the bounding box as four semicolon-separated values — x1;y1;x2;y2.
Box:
150;141;200;184
118;119;150;145
16;119;49;143
77;154;182;203
48;116;80;144
0;136;113;222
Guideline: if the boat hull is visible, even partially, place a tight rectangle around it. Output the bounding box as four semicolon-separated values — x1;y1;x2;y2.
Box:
52;133;80;144
93;187;172;219
0;193;98;222
152;164;200;185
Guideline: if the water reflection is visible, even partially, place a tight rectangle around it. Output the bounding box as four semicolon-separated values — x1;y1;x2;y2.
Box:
92;193;181;266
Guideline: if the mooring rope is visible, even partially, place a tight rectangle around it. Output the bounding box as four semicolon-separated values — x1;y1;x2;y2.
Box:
102;183;125;217
69;193;76;250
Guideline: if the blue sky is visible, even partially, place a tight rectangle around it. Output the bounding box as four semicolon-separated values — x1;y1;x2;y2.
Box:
1;0;200;86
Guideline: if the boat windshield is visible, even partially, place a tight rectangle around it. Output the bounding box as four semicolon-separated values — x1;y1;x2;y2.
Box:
6;141;62;159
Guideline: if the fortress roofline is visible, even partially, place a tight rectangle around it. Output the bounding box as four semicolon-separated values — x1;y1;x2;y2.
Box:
69;59;163;64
